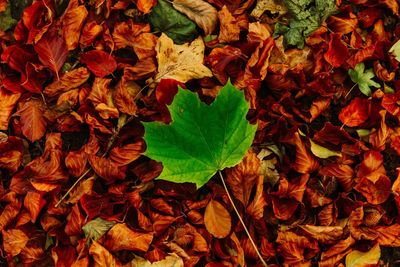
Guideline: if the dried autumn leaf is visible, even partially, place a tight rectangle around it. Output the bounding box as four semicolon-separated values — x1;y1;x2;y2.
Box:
80;50;117;77
83;217;116;242
218;6;240;43
89;241;122;267
135;0;157;14
2;229;29;257
345;243;380;267
44;67;90;97
126;254;184;267
309;139;342;159
18;99;47;142
0;88;20;130
154;33;212;83
339;97;369;127
61;2;88;50
24;191;46;223
251;0;287;18
324;33;349;67
104;223;153;252
225;150;260;206
204;199;231;238
293;132;319;174
300;225;343;244
172;0;218;36
354;175;391;205
34;34;68;80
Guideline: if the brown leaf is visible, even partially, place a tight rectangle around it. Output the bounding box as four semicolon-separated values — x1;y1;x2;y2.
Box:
66;176;96;204
204;199;231;238
89;155;126;182
45;67;90;98
218;6;240;43
354;175;391;205
293;132;319;174
113;78;140;115
18;99;47;142
2;229;29;257
125;254;184;267
89;241;122;267
23;191;46;223
104;223;153;252
0;89;20;130
172;0;218;35
339;97;370;127
246;174;266;220
135;0;157;14
345;243;380;267
300;225;344;244
225;150;260;206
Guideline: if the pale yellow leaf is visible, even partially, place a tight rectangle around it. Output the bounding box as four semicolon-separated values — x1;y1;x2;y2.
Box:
389;39;400;62
154;33;212;83
345;243;380;267
309;139;342;159
172;0;217;35
250;0;287;18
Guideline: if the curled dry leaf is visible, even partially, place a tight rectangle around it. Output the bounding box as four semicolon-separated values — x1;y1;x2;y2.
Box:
104;223;153;252
81;50;117;77
18;99;47;142
127;254;184;267
44;67;90;97
204;199;231;238
61;2;88;51
154;33;212;83
2;229;29;257
0;89;20;130
89;241;121;267
345;243;380;267
172;0;218;36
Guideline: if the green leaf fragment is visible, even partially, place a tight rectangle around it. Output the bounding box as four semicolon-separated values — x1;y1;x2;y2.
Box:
0;4;17;31
148;0;198;44
143;81;257;188
82;217;115;242
274;0;337;49
348;63;380;96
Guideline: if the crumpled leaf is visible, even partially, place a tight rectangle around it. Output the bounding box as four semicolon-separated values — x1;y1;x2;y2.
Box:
89;241;121;267
127;254;184;267
348;63;380;96
172;0;217;36
154;33;212;83
104;223;153;252
2;229;29;257
82;217;116;242
149;0;198;44
204;199;231;238
80;50;117;77
143;81;257;187
250;0;287;18
345;243;380;267
339;97;369;127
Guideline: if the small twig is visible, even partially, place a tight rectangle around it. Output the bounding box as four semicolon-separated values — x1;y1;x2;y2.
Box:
344;83;357;99
54;168;91;208
218;171;268;267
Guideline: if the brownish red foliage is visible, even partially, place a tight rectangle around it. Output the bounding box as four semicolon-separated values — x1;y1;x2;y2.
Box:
0;0;400;266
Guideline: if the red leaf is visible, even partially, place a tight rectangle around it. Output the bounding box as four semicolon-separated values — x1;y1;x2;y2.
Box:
354;175;391;204
80;50;117;77
324;33;349;67
339;97;370;127
34;34;68;80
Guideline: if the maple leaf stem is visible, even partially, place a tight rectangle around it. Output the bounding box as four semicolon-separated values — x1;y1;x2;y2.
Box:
218;171;268;267
54;168;92;208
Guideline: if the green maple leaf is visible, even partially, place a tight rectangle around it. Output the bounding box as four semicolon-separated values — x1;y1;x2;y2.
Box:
143;81;257;188
348;63;380;96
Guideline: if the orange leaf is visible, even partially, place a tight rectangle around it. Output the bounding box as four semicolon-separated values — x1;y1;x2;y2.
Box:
356;150;386;182
204;199;231;238
324;33;349;67
300;225;344;244
44;67;90;97
89;241;121;267
354;175;391;205
0;88;20;130
339;97;370;127
18;99;47;142
109;141;144;166
23;191;46;223
2;229;29;257
104;223;153;252
293;132;319;174
218;6;240;43
62;3;88;50
89;155;126;182
135;0;157;14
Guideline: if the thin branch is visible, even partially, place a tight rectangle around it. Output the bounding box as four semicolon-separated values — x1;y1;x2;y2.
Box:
54;168;92;208
218;171;268;267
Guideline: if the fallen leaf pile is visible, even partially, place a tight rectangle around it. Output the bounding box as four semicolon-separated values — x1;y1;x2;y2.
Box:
0;0;400;266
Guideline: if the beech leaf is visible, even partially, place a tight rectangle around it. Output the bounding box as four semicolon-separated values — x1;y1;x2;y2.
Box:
345;243;380;267
154;33;212;83
172;0;218;36
204;199;232;238
309;139;341;159
143;81;257;188
348;62;380;96
82;217;116;242
34;34;68;80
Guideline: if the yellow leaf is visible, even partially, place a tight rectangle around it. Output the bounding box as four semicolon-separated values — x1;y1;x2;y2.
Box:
345;243;380;267
125;254;184;267
154;33;213;83
389;39;400;62
309;139;342;159
250;0;287;18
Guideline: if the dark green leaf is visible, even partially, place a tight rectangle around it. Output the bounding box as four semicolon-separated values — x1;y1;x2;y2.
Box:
0;4;17;31
148;0;198;44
